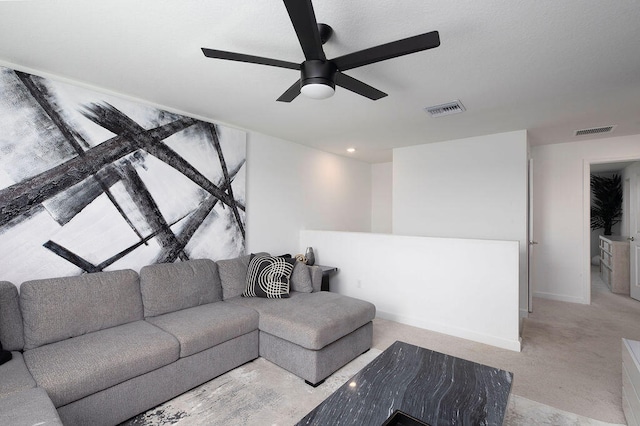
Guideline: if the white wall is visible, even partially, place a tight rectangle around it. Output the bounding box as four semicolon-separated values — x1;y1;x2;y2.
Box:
621;162;640;238
300;230;521;351
392;130;529;315
531;134;640;304
245;132;372;255
371;162;392;233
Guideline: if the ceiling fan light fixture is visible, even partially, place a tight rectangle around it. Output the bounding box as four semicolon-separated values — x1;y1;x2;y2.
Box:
301;82;335;99
300;59;337;100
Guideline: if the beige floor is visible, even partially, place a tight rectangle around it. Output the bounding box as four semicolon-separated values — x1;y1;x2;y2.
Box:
371;265;640;425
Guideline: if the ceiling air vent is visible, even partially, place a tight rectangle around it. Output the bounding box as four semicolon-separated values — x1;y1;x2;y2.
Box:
424;100;466;117
574;125;615;136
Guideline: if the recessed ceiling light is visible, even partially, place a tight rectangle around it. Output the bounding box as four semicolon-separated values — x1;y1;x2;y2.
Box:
346;148;356;153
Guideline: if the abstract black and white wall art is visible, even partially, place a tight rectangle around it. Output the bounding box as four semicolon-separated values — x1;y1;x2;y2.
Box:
0;66;246;284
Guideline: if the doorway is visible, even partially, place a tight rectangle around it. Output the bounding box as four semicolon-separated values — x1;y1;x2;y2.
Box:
586;159;640;303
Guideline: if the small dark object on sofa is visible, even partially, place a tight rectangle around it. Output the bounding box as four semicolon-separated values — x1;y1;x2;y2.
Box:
0;341;12;365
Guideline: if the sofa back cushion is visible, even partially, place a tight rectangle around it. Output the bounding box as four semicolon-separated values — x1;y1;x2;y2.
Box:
290;262;314;293
20;269;143;350
0;281;24;351
217;254;253;300
310;265;323;292
139;259;221;317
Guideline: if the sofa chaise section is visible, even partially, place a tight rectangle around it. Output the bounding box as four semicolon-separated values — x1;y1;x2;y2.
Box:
228;291;375;385
221;255;376;386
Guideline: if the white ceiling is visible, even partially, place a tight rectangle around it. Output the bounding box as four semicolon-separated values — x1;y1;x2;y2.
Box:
0;0;639;163
591;161;636;174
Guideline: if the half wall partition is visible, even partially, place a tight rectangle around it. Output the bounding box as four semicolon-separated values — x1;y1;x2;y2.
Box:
300;230;521;351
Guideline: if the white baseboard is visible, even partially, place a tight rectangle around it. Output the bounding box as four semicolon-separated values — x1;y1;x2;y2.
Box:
376;310;522;352
533;291;587;304
519;309;529;336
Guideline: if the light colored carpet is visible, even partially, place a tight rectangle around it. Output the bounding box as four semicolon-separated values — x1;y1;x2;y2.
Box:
122;349;621;426
123;266;637;425
121;352;379;426
372;266;639;425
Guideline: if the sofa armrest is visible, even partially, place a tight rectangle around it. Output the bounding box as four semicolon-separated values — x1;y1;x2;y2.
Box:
309;265;323;292
0;281;24;351
0;387;63;426
0;352;37;398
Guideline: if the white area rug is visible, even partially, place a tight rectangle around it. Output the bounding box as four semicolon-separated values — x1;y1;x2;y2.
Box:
121;350;624;426
505;396;624;426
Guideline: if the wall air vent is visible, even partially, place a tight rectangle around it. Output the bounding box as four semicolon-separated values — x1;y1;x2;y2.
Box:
574;125;615;136
424;100;466;117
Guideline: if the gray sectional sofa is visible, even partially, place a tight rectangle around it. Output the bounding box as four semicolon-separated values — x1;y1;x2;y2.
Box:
0;254;375;426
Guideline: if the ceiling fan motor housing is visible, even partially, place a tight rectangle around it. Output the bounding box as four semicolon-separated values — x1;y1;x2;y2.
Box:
301;60;337;89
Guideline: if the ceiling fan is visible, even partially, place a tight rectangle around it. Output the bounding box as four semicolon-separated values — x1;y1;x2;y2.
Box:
201;0;440;102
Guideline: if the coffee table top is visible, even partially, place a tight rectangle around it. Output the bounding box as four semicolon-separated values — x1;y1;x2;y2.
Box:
297;341;513;426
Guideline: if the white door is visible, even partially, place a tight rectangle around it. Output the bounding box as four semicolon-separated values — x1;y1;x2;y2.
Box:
630;163;640;301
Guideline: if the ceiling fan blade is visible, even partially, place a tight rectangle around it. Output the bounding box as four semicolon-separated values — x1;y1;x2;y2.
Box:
283;0;326;60
277;79;302;102
333;31;440;71
335;72;387;100
201;48;300;70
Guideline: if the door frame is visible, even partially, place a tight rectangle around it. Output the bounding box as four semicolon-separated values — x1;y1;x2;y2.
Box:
583;155;640;304
629;164;640;301
528;158;534;312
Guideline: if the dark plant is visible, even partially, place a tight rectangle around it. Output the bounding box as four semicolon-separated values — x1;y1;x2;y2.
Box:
590;174;623;235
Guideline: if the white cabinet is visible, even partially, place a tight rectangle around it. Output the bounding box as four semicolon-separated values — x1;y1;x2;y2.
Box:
600;235;630;295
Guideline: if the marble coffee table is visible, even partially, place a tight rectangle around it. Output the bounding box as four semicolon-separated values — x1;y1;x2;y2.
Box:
297;340;513;425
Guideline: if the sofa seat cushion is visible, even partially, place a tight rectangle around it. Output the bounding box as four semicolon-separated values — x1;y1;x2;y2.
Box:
146;302;259;358
0;352;36;397
226;292;376;350
23;320;179;407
